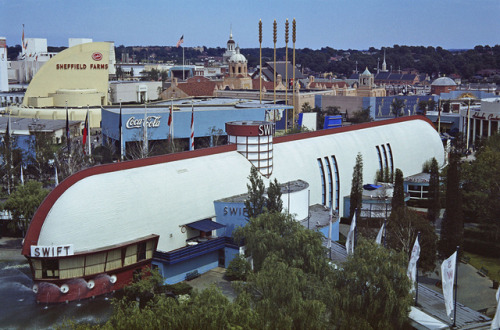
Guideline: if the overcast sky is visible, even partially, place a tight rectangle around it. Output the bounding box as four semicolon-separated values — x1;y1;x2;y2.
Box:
1;0;498;50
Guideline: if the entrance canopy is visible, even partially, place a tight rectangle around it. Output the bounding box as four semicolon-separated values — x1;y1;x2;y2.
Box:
186;219;225;232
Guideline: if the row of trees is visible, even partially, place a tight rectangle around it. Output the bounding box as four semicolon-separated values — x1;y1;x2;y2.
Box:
7;44;499;81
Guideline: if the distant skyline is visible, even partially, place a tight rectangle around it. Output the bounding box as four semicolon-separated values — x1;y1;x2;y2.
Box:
1;0;498;50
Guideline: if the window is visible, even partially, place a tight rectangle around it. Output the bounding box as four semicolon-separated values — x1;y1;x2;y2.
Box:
42;259;59;278
137;242;147;262
381;145;388;170
331;155;340;210
376;146;383;173
325;157;333;208
386;143;394;175
317;158;326;205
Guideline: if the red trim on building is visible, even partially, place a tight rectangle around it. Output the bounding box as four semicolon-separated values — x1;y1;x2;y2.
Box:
22;116;435;255
22;145;236;255
274;116;435;144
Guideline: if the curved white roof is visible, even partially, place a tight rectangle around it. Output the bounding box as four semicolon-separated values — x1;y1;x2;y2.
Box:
25;117;444;255
431;77;456;86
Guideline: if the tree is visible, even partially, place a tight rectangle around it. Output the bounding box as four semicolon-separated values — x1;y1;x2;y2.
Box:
439;153;464;259
2;181;49;235
391;98;405;117
427;158;440;223
327;238;412;329
266;178;282;213
233;211;328;275
391;168;405;211
349;153;363;219
350;106;373;124
301;102;313;113
26;129;58;184
244;166;266;219
386;207;438;273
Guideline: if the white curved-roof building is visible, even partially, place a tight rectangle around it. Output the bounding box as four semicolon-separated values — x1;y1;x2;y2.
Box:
23;116;444;303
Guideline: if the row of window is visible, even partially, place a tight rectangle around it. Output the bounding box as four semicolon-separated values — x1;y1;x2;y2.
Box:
31;240;153;280
317;155;340;210
375;143;394;177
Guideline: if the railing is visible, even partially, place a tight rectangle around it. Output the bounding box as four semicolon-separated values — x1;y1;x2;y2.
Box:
154;236;228;265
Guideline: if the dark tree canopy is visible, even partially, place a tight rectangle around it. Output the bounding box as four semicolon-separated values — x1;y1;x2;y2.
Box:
427;158;440;223
349;153;363;219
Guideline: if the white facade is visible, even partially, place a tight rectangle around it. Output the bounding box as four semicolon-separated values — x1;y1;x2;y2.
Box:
459;97;500;145
0;37;8;91
29;117;444;257
109;81;163;104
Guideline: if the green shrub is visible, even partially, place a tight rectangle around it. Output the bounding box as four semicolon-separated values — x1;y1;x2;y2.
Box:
164;282;193;295
225;254;251;281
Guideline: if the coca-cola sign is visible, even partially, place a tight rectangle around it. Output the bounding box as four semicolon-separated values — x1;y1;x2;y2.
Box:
126;116;162;129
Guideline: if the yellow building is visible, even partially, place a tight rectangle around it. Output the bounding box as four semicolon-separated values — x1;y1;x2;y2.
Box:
23;42;111;108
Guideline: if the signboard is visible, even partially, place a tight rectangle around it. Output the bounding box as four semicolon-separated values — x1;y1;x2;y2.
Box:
30;244;74;257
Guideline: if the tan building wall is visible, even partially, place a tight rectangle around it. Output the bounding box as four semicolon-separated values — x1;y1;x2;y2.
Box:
320;95;364;117
23;42;111;108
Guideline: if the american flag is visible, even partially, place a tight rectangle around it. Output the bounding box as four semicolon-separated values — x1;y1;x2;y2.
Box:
176;35;184;48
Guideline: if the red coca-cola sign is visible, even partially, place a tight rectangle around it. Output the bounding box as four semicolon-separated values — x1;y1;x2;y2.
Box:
92;52;103;61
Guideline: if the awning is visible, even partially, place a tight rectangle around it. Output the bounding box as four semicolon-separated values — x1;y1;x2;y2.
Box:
363;184;382;191
186;219;225;232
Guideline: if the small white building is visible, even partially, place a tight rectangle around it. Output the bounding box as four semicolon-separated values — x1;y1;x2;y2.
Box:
109;81;163;104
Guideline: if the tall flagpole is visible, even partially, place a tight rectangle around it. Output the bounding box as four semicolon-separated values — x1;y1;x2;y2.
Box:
87;105;91;156
182;46;185;81
292;19;296;128
119;99;123;160
285;19;289;132
259;20;262;104
273;20;277;106
143;103;148;157
190;101;194;151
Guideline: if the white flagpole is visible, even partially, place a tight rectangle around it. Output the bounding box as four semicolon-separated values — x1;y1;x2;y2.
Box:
119;100;123;161
327;206;333;250
87;106;91;156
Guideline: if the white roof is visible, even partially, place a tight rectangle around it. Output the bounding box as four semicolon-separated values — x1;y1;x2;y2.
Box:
31;118;444;254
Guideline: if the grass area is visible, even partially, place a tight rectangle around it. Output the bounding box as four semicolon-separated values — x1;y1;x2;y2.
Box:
464;252;500;282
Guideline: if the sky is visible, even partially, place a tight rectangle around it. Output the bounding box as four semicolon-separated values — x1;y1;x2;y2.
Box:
1;0;499;50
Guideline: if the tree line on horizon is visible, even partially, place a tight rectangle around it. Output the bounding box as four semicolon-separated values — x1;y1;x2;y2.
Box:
6;44;500;83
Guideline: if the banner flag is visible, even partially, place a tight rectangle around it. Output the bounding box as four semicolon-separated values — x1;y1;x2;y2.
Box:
82;110;89;154
491;287;500;329
375;222;385;245
407;236;421;292
441;251;457;320
190;105;194;151
345;212;356;255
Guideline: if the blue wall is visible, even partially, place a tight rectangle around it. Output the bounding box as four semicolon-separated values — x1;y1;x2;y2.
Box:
367;95;439;119
102;106;270;143
153;250;220;284
318;218;340;242
213;201;248;238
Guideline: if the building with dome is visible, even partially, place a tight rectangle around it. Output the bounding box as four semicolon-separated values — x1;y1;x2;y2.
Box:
222;45;252;90
431;76;457;95
222;30;236;64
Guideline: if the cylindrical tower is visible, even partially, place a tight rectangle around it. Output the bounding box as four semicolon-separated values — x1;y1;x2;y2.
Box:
226;121;274;177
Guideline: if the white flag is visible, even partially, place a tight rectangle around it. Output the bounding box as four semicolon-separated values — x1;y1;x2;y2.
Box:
20;166;24;185
441;251;457;320
407;236;420;291
491;287;500;329
345;213;356;255
375;222;385;245
54;166;59;186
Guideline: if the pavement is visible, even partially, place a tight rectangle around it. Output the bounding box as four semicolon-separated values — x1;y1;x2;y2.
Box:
186;267;237;301
0;237;25;262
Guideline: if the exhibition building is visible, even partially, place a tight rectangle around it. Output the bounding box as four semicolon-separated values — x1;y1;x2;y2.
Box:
21;116;445;303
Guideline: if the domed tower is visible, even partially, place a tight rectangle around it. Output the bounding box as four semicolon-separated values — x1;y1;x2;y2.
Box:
222;29;236;64
228;45;248;77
